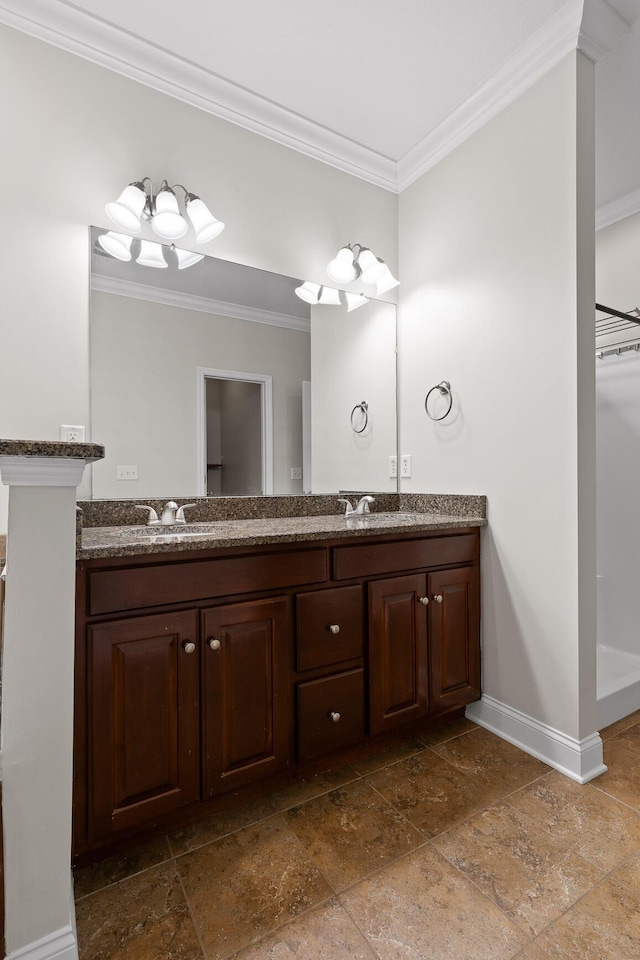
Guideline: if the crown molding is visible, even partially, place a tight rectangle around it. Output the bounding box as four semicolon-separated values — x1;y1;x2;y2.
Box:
578;0;631;62
397;0;585;192
596;185;640;230
91;274;311;332
0;0;397;192
2;0;630;197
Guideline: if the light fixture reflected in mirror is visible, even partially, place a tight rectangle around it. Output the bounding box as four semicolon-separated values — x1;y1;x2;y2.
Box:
295;280;369;311
326;243;399;294
137;239;167;268
97;231;134;261
105;176;224;244
95;229;205;271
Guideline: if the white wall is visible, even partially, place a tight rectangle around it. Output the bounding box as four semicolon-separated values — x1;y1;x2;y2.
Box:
0;23;397;531
90;292;309;498
596;213;640;656
398;52;596;742
310;300;397;492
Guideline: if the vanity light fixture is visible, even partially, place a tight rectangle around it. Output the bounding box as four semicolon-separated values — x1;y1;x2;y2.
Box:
326;243;400;295
105;177;224;243
96;230;205;270
294;281;369;311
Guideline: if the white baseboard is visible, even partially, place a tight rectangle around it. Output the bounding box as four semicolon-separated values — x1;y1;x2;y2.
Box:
466;695;607;784
5;924;78;960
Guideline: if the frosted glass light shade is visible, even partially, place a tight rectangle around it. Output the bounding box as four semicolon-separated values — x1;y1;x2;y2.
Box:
295;281;321;304
175;247;205;269
345;292;369;312
137;239;167;268
327;246;357;283
97;231;133;261
318;285;342;306
358;249;386;285
152;187;188;239
374;264;400;294
186;197;225;242
105;183;146;233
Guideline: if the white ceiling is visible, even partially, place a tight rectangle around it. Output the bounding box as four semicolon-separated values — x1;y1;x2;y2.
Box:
1;0;640;214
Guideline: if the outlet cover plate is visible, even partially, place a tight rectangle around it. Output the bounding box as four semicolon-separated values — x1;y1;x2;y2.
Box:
60;424;85;443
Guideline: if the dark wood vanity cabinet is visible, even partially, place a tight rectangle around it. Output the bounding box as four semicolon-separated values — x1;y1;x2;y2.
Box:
368;574;429;734
202;597;290;797
87;610;200;838
74;527;481;856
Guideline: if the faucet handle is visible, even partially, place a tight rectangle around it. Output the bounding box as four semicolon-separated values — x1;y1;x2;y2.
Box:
135;505;160;526
338;498;354;517
175;503;196;524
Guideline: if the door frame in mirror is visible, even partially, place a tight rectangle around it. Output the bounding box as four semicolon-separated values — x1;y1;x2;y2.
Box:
197;367;274;496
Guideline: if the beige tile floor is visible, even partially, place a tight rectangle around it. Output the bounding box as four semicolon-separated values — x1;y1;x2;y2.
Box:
74;710;640;960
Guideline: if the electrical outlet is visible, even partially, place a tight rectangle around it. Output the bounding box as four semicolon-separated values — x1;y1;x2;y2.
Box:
117;465;138;481
290;466;302;480
60;424;85;443
389;456;397;478
400;454;412;478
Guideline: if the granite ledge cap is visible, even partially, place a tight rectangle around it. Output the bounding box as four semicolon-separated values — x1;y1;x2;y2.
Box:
0;439;105;462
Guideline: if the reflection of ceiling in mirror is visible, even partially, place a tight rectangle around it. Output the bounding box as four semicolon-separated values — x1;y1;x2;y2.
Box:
90;226;310;329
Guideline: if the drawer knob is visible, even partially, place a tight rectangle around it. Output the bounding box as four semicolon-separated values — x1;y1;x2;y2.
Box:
183;641;196;654
433;594;444;604
208;637;221;651
418;596;429;606
329;711;341;723
329;624;341;635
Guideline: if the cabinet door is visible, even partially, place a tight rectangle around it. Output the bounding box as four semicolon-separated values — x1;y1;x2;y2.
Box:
368;574;429;735
89;610;199;839
202;597;290;797
428;565;480;712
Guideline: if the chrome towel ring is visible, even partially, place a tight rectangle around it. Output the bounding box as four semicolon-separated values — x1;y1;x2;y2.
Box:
425;381;453;421
350;401;369;433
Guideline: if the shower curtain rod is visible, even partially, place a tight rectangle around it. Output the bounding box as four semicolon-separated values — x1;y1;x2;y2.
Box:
596;303;640;324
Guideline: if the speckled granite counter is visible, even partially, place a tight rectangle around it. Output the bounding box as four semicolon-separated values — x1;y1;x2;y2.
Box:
78;497;487;560
0;439;105;461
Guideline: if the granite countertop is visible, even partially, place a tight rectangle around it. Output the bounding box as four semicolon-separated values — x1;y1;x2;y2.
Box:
79;511;487;560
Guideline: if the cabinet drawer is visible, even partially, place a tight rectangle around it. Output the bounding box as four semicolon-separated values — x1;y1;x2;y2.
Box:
297;668;365;762
332;533;478;581
87;548;328;615
296;586;363;672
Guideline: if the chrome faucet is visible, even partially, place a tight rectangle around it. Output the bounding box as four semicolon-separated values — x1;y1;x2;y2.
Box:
135;501;196;526
338;495;375;517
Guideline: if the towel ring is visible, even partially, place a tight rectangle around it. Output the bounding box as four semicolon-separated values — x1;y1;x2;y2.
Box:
350;401;369;434
425;381;453;421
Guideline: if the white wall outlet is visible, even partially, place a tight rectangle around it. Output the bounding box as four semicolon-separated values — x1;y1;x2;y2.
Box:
400;454;412;478
60;424;85;443
389;455;397;478
116;465;138;481
290;466;302;480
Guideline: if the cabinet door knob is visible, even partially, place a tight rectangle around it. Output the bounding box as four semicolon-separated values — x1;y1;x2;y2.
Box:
433;594;444;604
208;637;221;651
329;711;341;723
328;624;340;635
418;596;429;606
183;641;196;654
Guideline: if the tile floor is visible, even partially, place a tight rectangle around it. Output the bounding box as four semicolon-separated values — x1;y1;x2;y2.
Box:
74;710;640;960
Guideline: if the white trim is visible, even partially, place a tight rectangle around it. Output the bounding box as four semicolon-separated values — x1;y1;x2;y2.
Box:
91;274;310;333
197;367;273;497
578;0;631;63
5;923;78;960
596;186;640;231
0;456;88;487
466;694;607;784
0;0;397;192
397;0;584;192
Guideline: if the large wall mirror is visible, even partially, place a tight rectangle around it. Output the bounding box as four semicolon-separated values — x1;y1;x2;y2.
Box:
89;226;397;499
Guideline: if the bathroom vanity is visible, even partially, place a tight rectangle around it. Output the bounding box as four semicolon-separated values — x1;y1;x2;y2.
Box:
72;501;484;858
